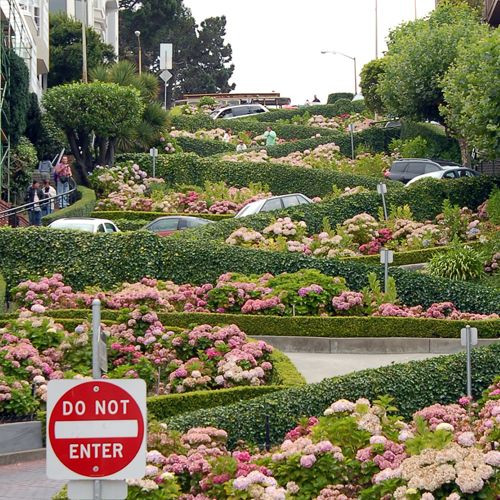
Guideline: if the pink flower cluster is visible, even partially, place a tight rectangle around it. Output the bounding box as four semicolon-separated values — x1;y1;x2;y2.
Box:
331;291;364;311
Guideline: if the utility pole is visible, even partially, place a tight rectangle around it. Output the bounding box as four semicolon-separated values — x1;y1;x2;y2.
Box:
375;0;378;59
82;1;88;83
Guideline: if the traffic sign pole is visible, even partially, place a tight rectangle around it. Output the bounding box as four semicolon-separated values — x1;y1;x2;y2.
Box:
92;299;102;500
461;325;478;398
377;183;388;221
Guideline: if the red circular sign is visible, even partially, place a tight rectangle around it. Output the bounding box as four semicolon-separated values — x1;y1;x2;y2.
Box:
48;381;144;477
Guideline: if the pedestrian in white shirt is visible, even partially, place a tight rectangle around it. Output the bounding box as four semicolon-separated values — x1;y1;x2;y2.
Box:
42;179;57;215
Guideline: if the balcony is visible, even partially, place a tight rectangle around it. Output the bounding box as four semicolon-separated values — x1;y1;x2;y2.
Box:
485;0;500;26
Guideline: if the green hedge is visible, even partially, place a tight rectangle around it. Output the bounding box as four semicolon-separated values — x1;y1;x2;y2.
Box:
166;344;500;447
41;186;96;226
18;309;500;339
0;273;6;313
264;126;400;158
327;92;354;104
400;121;461;164
91;210;232;231
175;136;236;157
115;152;399;198
1;228;499;314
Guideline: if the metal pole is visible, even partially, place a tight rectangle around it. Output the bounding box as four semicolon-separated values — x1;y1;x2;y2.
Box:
82;1;88;83
381;192;388;221
152;155;156;178
350;126;355;160
465;324;472;398
164;82;167;110
353;57;357;95
375;0;378;59
138;37;142;76
414;0;417;20
91;298;102;499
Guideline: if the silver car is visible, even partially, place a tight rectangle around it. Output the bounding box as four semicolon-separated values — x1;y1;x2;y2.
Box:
210;104;269;120
235;194;312;218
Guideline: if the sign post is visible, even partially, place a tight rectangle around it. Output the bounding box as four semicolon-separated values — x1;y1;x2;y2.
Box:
47;300;146;499
460;325;478;398
149;148;158;178
160;43;173;109
348;123;355;160
379;248;394;293
377;182;388;221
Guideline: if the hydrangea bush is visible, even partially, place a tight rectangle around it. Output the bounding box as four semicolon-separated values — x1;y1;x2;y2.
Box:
90;163;272;214
87;378;500;499
13;272;499;321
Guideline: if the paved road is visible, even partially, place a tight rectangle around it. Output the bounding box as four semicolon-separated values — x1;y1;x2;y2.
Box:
0;351;440;498
0;459;64;500
286;352;439;383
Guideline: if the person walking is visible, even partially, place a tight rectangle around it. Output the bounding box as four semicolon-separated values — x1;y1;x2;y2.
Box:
41;179;57;216
236;140;247;152
26;180;44;226
313;94;321;103
264;126;277;146
223;129;232;143
54;156;72;208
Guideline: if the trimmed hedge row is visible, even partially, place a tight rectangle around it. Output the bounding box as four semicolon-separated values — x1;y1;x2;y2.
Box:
41;186;96;226
91;210;232;223
170;176;498;243
1;228;499;314
115;152;399;198
264;126;400;158
166;344;500;447
175;136;236;157
45;310;499;339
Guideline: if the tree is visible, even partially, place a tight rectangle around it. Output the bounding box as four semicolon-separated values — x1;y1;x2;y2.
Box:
359;58;387;115
378;2;483;124
90;61;168;151
119;1;235;104
441;29;499;160
5;49;30;146
49;13;116;87
43;82;144;184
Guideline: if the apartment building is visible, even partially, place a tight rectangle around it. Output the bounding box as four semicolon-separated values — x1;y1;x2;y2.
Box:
49;0;119;54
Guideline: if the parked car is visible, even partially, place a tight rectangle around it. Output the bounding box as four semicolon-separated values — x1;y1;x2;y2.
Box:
235;194;313;218
210;104;269;120
142;216;213;237
406;167;479;186
48;218;120;233
385;158;462;184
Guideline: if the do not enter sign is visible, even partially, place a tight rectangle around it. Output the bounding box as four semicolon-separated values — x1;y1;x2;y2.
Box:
47;379;146;480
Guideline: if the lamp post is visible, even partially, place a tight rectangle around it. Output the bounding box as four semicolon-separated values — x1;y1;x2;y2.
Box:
82;0;88;82
321;50;357;96
134;30;142;75
375;0;378;59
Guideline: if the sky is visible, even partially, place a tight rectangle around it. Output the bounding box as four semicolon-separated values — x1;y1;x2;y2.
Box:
184;0;436;104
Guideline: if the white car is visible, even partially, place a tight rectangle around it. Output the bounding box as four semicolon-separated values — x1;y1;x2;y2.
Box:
405;167;479;186
210;104;269;120
235;194;312;218
48;218;120;233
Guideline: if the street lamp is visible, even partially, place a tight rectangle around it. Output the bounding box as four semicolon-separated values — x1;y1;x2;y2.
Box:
134;30;142;75
82;0;88;82
321;50;357;96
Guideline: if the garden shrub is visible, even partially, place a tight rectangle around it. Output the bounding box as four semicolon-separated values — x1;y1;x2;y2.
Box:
175;136;235;157
327;92;354;104
166;343;500;447
0;274;6;313
42;186;96;226
400;121;461;163
1;228;499;313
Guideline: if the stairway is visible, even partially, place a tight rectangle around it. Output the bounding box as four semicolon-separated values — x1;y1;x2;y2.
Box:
0;199;29;227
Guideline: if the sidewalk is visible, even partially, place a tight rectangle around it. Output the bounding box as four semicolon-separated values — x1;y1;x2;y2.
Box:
0;459;64;500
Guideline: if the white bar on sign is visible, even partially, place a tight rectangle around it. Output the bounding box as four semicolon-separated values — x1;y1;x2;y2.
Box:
55;420;138;439
68;480;128;500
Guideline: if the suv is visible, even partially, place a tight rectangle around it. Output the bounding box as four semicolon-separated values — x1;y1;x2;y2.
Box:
386;158;462;184
48;218;120;233
210;104;269;120
235;194;312;218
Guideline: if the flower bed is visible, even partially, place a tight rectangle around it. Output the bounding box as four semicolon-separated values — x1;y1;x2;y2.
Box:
55;375;500;499
90;163;272;215
0;310;303;418
12;272;499;322
225;199;496;259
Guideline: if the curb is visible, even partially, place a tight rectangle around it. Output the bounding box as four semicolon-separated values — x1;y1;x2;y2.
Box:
252;336;499;354
0;448;45;466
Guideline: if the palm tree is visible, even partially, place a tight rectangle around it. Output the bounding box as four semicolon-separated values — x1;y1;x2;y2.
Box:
90;61;168;152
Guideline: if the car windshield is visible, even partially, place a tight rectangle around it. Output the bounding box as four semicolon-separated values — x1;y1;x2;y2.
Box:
52;222;96;232
236;202;259;217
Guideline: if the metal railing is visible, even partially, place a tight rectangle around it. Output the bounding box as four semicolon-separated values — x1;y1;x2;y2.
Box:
0;177;78;223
